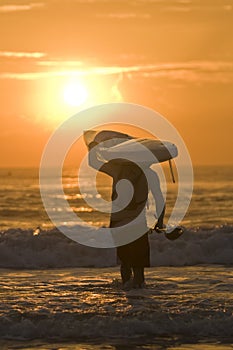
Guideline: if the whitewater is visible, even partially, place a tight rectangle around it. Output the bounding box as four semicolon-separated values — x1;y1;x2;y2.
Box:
0;225;233;269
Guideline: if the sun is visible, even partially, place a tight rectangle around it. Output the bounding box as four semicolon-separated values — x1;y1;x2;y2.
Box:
63;80;88;107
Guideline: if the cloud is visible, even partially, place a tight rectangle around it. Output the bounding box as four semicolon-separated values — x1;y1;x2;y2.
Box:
223;5;232;11
111;73;124;101
162;3;233;13
95;13;151;19
177;0;191;3
0;3;44;13
138;61;233;83
37;60;83;67
161;6;190;12
0;61;232;83
0;66;140;80
0;51;46;58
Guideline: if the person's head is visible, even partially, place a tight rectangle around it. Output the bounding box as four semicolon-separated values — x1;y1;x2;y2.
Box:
88;141;98;150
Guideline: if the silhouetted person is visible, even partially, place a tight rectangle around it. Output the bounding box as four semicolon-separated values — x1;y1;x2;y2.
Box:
88;140;165;289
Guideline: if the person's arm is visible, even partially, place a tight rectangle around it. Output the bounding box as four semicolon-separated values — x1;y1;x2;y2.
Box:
146;168;166;229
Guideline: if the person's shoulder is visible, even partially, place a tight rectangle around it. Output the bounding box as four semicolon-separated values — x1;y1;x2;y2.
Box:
99;161;120;177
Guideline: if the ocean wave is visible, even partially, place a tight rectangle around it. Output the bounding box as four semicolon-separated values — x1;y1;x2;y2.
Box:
0;225;233;269
0;310;232;342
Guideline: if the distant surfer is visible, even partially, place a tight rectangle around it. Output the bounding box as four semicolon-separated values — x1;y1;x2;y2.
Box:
86;131;165;289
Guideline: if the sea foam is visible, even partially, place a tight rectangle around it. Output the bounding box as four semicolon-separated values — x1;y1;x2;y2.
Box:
0;225;232;268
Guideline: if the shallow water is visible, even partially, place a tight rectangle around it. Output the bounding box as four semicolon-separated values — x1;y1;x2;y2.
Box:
0;340;233;349
0;266;232;346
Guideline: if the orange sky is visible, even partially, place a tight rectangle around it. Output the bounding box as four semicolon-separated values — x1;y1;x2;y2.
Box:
0;0;233;167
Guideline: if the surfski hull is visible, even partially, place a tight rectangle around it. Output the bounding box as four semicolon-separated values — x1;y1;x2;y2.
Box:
84;130;178;165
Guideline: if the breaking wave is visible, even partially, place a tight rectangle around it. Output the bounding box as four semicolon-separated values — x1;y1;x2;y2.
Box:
0;225;233;268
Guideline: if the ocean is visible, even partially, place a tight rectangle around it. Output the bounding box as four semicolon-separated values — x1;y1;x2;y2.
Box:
1;165;233;231
0;165;233;348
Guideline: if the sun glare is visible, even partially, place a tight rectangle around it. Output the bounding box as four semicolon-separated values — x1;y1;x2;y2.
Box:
63;81;88;106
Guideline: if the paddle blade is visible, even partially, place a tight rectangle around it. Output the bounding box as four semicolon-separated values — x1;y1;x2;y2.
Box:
165;227;184;240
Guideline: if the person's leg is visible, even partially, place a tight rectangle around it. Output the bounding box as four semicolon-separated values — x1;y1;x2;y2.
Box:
120;263;132;284
132;267;145;287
